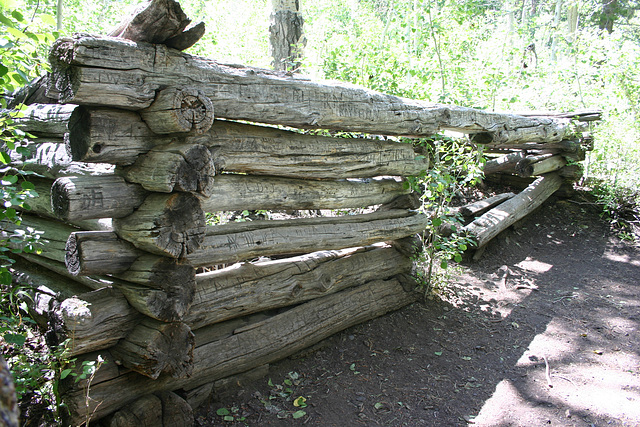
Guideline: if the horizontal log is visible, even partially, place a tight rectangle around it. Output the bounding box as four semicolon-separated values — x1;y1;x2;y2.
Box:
51;175;148;221
516;154;566;177
205;120;429;178
558;164;583;180
463;173;563;248
48;34;568;140
482;152;525;175
481;138;583;153
185;245;411;329
2;213;75;264
65;231;140;275
50;287;140;356
61;277;417;424
459;192;516;218
10;103;77;136
66;113;430;178
110;318;195;380
122;143;215;196
513;109;602;122
140;87;214;134
199;175;409;213
113;192;206;258
66;107;170;165
5;138;115;179
105;391;194;427
19;253;192;322
187;209;429;267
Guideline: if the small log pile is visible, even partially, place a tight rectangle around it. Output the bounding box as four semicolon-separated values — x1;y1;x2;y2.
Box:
2;0;598;425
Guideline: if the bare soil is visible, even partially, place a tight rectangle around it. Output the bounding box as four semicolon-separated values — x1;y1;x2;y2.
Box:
197;195;640;426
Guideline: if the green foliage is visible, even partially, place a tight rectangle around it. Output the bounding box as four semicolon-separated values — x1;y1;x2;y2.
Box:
406;135;484;294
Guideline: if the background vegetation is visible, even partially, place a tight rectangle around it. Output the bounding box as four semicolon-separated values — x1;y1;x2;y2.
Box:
1;0;639;422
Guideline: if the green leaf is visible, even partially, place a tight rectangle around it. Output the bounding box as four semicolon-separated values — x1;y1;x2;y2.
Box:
216;408;230;416
60;368;73;379
0;151;10;164
292;410;306;419
4;332;26;346
20;181;34;190
6;26;25;40
440;260;448;269
432;217;442;227
223;415;234;421
454;253;462;263
434;351;443;356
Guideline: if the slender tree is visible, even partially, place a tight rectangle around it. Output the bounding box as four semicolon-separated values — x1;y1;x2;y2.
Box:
269;0;306;71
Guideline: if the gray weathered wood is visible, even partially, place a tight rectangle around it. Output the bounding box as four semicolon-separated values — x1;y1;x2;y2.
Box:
463;173;563;248
2;213;75;264
48;34;569;140
187;209;429;267
66;107;169;165
108;0;204;50
110;318;195;380
50;287;140;356
140;87;214;134
51;175;148;221
104;394;163;427
10;103;77;136
482;152;525;175
186;246;411;329
155;391;194;427
5;138;115;179
199;175;409;213
65;231;140;275
516;154;566;177
481;138;583;153
113;192;206;258
122;143;215;196
459;192;516;217
60;277;417;424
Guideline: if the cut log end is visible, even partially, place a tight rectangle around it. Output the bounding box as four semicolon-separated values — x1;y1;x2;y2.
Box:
141;87;214;134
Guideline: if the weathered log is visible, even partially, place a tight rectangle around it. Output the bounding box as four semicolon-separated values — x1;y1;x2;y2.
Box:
558;164;583;180
484;173;536;189
12;177;110;231
516;154;566;177
140;87;214;134
513;109;602;122
110;318;194;380
391;234;424;257
208;365;269;402
6;75;57;109
104;393;163;427
66;107;170;165
65;231;140;275
481;138;583;153
378;193;421;211
2;213;75;264
47;34;568;140
482;152;525;175
19;253;192;322
463;173;563;248
155;391;194;427
185;246;411;329
61;277;417;424
51;175;148;221
5;138;115;179
67;114;429;177
122;143;215;196
113;192;206;258
459;192;516;218
187;209;429;267
199;175;409;213
108;0;204;50
10;103;76;136
49;287;140;356
469;119;570;144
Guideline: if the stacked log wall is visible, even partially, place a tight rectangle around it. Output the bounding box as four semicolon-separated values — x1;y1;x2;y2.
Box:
3;26;599;425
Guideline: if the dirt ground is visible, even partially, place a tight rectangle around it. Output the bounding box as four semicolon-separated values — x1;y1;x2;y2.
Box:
196;195;640;426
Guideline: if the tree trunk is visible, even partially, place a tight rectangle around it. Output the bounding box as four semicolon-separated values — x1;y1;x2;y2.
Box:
48;34;569;140
110;318;195;380
112;193;206;258
139;87;214;134
187;209;429;267
51;175;148;221
0;356;19;427
199;175;409;213
185;246;411;329
269;0;305;71
463;173;563;248
60;277;417;425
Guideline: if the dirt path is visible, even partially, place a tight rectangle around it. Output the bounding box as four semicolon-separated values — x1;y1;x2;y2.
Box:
199;197;640;426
